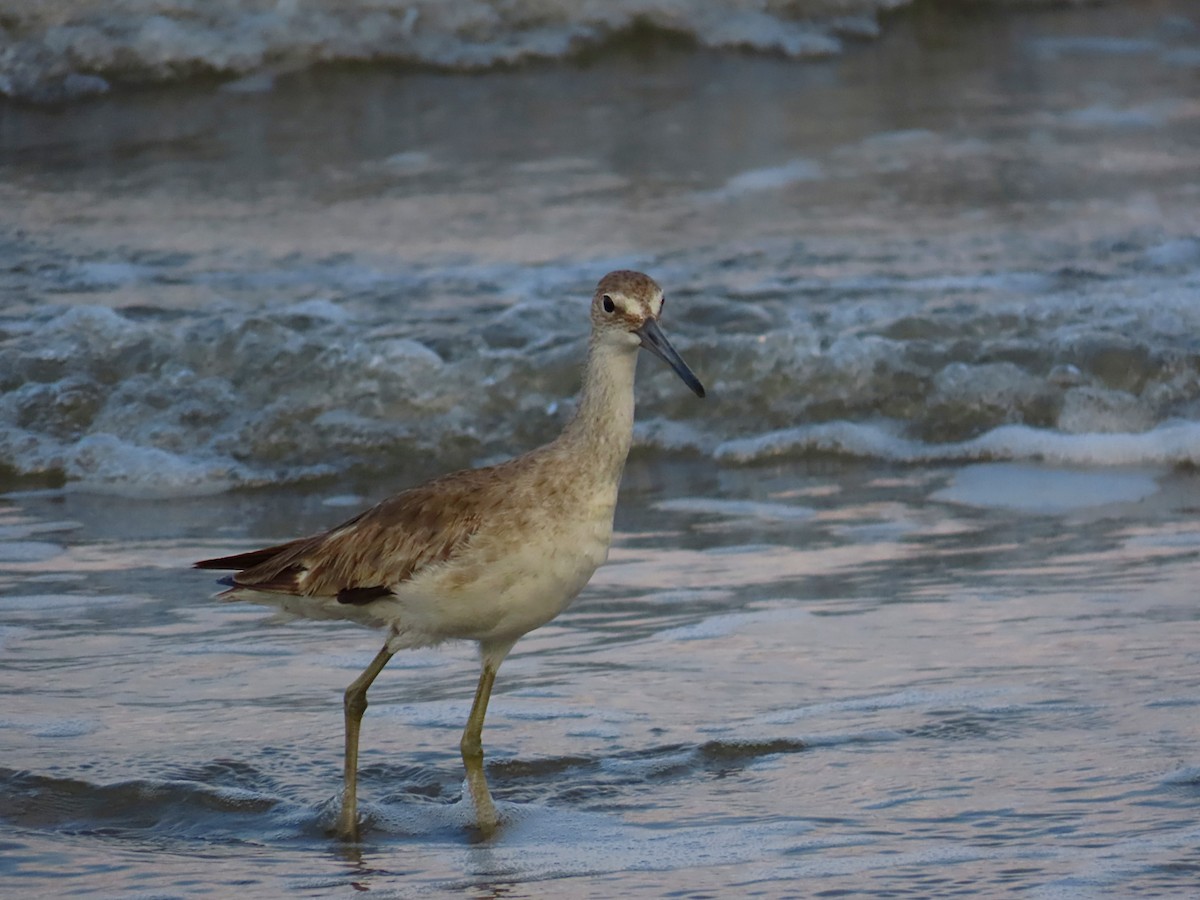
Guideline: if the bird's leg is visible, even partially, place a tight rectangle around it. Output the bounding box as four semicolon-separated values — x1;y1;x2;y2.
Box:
336;643;394;842
460;659;499;834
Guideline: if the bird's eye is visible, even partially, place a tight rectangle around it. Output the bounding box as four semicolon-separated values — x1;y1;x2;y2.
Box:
602;295;615;313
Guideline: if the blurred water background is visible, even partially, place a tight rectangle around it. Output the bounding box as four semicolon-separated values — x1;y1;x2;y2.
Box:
3;0;1200;895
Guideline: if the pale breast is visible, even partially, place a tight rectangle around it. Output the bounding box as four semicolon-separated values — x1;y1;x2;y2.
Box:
384;476;618;647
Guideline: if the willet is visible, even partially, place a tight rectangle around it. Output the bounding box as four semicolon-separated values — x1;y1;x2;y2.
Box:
194;270;705;841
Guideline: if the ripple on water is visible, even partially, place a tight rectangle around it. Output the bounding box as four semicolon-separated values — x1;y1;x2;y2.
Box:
0;541;64;563
0;717;101;738
408;802;815;887
759;686;1022;725
0;592;151;623
653;607;813;641
654;497;817;523
0;767;285;837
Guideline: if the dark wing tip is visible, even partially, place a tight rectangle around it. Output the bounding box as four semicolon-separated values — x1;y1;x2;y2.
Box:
193;544;294;572
337;585;393;606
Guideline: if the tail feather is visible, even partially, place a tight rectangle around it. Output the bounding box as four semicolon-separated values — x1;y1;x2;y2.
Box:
194;540;302;572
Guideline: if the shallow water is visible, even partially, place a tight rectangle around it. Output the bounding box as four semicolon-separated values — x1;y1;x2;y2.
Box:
4;459;1200;896
4;0;1200;896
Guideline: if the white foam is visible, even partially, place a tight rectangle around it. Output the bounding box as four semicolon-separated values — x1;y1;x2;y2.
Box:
714;420;1200;468
1;0;895;101
6;244;1200;497
1063;100;1184;129
0;716;102;738
633;418;712;454
1161;766;1200;786
760;686;1017;724
655;608;811;642
218;72;277;94
0;593;154;631
1027;36;1159;59
321;494;367;508
489;700;589;721
63;434;263;497
1143;237;1200;269
0;541;64;563
278;298;355;323
654;497;816;522
0;520;81;540
68;261;148;289
710;158;824;199
932;463;1159;513
180;641;296;657
374;701;471;729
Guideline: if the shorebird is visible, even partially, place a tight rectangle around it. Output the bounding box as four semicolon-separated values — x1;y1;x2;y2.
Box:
194;270;705;841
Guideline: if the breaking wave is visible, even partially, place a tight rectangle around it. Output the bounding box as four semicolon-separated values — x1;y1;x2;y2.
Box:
2;0;1023;103
4;236;1200;496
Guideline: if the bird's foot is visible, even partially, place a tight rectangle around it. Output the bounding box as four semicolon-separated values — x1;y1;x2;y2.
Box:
462;753;500;838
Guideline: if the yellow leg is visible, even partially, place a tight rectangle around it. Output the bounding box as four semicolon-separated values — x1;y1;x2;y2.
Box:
336;644;394;842
460;660;500;834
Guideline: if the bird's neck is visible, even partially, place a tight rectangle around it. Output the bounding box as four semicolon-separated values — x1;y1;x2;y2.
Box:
560;336;639;478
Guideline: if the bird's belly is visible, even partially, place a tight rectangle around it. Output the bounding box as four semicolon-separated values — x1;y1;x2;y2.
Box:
395;517;612;646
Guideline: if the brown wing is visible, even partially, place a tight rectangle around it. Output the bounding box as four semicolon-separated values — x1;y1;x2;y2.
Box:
194;541;303;572
193;464;514;600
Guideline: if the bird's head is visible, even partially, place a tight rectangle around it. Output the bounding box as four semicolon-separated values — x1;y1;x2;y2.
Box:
589;270;705;398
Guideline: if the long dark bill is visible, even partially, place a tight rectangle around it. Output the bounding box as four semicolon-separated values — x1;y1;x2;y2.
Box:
637;318;706;399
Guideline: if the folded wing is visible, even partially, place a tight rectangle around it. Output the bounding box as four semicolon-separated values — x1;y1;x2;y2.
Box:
193;467;510;601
